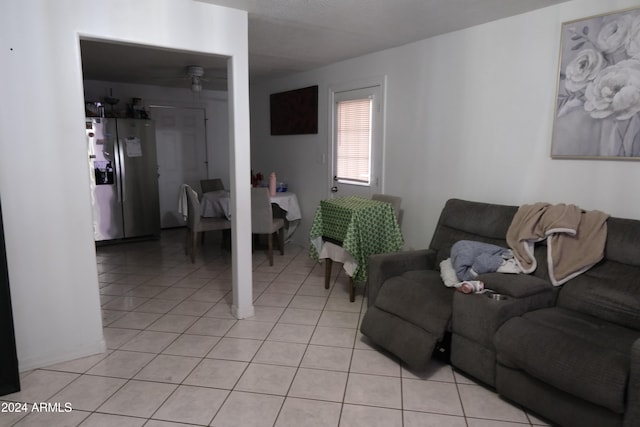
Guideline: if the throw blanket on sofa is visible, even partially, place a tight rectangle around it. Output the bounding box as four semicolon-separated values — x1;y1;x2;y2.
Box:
506;203;609;286
450;240;520;281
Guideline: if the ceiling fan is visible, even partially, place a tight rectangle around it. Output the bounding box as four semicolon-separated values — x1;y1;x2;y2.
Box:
150;64;227;91
186;65;208;92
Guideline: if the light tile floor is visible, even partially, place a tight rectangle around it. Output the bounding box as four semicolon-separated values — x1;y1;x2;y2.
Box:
1;229;552;427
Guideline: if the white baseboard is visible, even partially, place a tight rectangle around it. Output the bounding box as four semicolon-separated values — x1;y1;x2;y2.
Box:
18;338;106;372
231;303;255;319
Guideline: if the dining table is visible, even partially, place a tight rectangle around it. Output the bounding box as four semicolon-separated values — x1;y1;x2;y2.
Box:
201;190;302;240
309;196;404;285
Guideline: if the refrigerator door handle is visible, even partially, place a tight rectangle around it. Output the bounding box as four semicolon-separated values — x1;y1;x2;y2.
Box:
117;138;126;203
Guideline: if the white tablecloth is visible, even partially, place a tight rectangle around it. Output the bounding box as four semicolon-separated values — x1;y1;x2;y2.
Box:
201;190;230;219
201;190;302;240
269;192;302;221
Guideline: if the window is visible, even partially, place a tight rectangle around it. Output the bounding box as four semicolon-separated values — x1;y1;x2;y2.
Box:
330;81;383;197
335;97;373;184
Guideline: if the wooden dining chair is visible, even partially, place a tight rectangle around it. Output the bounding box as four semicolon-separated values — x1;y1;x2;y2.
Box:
372;193;403;225
184;185;231;263
251;187;285;266
200;178;224;194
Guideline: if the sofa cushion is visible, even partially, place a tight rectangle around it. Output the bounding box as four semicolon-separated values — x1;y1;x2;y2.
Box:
604;217;640;267
429;199;517;264
495;307;638;414
374;269;453;335
558;260;640;330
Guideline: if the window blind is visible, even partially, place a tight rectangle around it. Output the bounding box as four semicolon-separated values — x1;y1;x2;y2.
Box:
335;97;372;184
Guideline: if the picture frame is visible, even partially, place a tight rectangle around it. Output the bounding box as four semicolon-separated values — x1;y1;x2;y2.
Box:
551;6;640;159
270;85;318;135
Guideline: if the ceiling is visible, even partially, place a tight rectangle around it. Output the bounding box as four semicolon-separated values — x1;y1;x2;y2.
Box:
80;0;571;92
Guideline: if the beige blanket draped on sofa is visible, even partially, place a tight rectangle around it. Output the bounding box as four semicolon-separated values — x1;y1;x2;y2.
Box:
506;203;609;286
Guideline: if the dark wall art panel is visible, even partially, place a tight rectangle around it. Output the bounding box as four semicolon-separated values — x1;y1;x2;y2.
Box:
270;85;318;135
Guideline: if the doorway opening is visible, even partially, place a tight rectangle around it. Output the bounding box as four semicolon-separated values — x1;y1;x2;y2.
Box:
80;38;229;233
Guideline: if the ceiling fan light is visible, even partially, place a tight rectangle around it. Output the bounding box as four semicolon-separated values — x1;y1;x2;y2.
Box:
187;65;205;78
191;81;202;92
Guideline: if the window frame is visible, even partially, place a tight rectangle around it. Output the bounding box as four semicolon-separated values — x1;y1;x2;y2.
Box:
334;95;373;185
327;76;386;199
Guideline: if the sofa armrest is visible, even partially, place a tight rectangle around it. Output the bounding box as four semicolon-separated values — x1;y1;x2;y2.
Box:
477;273;554;299
624;337;640;427
366;249;436;307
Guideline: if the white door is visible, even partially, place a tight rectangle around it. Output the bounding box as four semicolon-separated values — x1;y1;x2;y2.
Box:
330;85;383;198
151;106;208;228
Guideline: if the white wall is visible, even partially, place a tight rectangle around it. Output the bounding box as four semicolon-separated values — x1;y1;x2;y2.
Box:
0;0;251;370
83;80;230;185
250;0;640;250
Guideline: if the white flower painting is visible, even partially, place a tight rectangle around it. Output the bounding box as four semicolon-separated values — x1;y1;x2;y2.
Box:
552;7;640;159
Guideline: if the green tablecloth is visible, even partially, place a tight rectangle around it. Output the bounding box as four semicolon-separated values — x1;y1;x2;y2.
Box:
309;196;404;282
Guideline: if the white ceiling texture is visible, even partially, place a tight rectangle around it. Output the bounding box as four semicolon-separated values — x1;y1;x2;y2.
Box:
80;0;570;91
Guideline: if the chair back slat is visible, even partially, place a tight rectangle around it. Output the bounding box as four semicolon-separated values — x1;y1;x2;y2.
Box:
185;185;201;229
372;194;403;225
251;187;273;233
200;178;224;194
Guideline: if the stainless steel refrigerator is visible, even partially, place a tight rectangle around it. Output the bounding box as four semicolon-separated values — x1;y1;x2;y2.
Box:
86;117;160;241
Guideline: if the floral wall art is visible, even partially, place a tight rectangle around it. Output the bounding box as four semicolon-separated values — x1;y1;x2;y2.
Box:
552;7;640;159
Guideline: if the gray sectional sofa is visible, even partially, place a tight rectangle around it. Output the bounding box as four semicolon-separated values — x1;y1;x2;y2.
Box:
359;198;640;427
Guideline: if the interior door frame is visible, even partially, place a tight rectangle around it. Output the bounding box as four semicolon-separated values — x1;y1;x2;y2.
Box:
327;75;387;199
0;197;19;396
